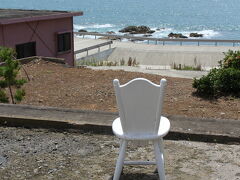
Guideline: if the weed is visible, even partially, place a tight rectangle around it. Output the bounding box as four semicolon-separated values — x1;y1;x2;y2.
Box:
120;58;125;66
172;62;202;71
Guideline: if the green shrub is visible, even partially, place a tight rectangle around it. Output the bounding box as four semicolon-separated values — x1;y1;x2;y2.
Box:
193;68;240;97
193;68;218;96
219;50;240;69
193;50;240;97
216;68;240;95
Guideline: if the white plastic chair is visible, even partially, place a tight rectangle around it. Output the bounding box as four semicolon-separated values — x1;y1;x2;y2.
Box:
112;78;170;180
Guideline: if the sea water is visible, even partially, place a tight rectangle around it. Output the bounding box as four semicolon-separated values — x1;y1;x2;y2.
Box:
1;0;240;40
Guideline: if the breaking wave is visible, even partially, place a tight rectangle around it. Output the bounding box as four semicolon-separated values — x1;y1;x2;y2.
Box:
74;24;115;31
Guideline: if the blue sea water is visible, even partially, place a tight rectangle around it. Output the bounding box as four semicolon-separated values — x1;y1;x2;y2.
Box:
1;0;240;40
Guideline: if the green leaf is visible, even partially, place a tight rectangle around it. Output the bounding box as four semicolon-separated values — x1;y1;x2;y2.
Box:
0;89;9;103
0;80;8;88
14;89;26;102
14;79;27;88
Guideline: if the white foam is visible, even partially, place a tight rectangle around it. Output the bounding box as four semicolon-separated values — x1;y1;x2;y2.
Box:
181;29;220;39
150;28;220;39
151;28;174;38
74;23;115;30
198;30;220;38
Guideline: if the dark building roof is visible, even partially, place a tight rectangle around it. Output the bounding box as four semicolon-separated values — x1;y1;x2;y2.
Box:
0;9;83;25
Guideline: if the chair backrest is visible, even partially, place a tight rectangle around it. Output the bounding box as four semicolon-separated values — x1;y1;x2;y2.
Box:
113;78;167;136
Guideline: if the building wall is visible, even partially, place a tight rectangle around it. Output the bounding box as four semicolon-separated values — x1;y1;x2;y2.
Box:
0;17;74;66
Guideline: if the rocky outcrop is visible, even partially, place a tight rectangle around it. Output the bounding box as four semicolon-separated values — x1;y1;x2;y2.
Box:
147;30;155;34
189;33;203;37
78;29;87;32
168;33;188;38
119;26;155;34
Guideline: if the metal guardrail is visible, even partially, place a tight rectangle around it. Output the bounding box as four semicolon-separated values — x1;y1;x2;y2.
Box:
74;40;113;60
74;32;240;47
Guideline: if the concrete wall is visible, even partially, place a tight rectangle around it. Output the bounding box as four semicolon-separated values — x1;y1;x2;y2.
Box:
0;17;74;66
107;47;225;69
74;38;240;69
75;48;115;65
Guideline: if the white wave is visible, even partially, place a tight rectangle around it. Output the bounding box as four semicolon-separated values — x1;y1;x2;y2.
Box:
74;24;115;30
153;27;173;32
151;28;174;38
197;30;220;38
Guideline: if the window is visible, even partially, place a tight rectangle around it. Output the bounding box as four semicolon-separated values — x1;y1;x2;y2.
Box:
57;32;71;53
16;42;36;59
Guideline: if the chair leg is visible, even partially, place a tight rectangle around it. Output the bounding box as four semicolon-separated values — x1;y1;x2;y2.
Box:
159;138;165;164
113;140;127;180
154;140;166;180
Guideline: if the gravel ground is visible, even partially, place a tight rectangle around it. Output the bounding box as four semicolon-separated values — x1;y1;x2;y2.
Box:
0;126;239;180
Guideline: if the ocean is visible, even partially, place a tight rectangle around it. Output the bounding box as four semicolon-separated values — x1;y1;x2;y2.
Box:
1;0;240;40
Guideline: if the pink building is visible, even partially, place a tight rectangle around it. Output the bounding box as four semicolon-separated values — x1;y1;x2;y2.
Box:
0;9;83;66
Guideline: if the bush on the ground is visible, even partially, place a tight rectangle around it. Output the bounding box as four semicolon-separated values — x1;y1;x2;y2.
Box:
219;50;240;69
193;50;240;97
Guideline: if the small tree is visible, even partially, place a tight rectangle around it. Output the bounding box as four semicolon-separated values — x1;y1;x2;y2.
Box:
0;46;27;104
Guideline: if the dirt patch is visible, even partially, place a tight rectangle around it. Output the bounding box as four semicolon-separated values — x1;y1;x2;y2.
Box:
19;59;240;120
0;126;239;180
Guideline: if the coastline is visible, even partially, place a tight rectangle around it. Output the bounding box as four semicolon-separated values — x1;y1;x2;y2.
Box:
74;36;240;72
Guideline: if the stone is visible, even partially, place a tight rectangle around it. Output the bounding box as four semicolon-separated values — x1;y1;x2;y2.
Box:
189;33;203;37
119;26;138;33
119;25;154;34
147;30;155;34
78;29;87;32
168;32;188;38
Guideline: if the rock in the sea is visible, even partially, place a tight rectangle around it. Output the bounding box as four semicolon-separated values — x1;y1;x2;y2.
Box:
147;30;155;34
168;32;188;38
119;26;138;33
136;26;151;33
119;26;155;34
78;29;87;32
189;33;203;37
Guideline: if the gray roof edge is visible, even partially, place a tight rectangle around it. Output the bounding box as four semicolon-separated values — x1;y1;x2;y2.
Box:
0;9;83;25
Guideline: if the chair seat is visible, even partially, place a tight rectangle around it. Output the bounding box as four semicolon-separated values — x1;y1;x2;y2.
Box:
112;116;170;140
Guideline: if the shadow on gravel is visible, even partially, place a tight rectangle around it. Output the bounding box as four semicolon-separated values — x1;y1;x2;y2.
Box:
1;117;239;145
108;173;158;180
